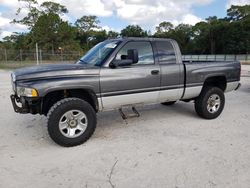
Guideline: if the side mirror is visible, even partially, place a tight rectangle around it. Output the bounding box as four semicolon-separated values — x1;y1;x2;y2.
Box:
127;49;138;64
110;49;139;68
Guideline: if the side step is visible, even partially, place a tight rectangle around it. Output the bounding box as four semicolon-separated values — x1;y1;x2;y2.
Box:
119;106;140;120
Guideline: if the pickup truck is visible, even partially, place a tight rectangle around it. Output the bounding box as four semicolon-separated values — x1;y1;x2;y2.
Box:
10;38;241;147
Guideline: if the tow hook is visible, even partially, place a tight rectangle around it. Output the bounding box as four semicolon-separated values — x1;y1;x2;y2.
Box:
10;95;29;113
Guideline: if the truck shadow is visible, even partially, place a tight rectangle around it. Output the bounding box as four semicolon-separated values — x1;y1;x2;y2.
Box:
97;102;199;128
94;102;200;140
238;83;250;93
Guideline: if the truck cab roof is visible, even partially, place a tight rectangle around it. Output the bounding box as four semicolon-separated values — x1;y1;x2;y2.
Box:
107;37;176;43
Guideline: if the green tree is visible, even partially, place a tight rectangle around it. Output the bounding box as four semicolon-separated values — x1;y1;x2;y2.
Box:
40;1;68;14
75;16;100;32
171;24;194;54
12;0;40;28
227;5;250;21
155;22;173;34
120;25;147;37
190;22;209;54
89;30;108;46
225;5;250;54
74;16;103;50
206;16;221;54
191;17;228;54
12;0;68;28
107;31;119;38
32;13;78;53
154;23;194;54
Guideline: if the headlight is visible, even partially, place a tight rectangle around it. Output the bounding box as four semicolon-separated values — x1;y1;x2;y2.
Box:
11;73;16;92
11;73;16;82
16;87;38;97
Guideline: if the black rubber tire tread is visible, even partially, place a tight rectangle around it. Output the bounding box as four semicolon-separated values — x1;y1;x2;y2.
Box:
194;86;225;119
161;101;176;106
47;98;96;147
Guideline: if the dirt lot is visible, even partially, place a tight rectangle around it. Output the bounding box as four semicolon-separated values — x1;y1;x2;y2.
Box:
0;67;250;188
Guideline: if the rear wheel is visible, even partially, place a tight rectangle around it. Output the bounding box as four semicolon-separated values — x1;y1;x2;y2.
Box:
195;87;225;119
161;101;176;106
47;98;96;147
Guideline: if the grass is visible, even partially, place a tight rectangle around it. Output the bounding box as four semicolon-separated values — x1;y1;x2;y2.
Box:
0;60;75;70
0;62;35;69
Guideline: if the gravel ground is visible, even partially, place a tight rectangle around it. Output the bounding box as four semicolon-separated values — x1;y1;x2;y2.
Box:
0;68;250;188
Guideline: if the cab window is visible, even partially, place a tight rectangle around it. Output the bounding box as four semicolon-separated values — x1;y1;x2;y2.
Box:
155;41;176;64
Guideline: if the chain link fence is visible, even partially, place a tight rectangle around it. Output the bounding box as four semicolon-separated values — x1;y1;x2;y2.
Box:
182;54;250;63
0;49;84;69
1;48;250;69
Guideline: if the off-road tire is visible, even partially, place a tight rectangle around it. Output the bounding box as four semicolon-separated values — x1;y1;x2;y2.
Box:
195;87;225;119
47;98;96;147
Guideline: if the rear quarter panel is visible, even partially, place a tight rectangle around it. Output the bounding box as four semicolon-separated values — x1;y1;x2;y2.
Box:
183;61;241;99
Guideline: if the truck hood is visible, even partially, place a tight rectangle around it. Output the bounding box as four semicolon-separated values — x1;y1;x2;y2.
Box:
13;63;100;81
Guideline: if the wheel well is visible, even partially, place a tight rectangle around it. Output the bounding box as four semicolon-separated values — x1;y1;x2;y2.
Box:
42;89;98;115
203;76;227;91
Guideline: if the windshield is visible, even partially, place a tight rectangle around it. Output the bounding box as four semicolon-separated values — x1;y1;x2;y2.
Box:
77;40;120;66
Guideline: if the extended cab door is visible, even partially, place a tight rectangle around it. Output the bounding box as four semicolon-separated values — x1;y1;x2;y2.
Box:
153;40;185;102
100;41;160;110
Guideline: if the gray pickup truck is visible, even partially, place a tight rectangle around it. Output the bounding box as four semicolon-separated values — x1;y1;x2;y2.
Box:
10;38;241;147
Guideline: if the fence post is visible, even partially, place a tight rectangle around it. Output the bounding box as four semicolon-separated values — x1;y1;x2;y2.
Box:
39;49;42;64
20;49;23;65
61;50;63;62
36;43;39;65
4;49;7;63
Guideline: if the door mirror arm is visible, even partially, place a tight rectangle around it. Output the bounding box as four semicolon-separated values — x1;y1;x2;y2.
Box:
109;59;133;68
109;49;139;68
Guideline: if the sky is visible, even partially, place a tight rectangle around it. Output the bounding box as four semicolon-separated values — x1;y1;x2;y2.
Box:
0;0;250;39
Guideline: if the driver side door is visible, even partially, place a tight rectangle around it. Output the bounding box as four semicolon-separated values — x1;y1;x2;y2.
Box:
100;41;160;110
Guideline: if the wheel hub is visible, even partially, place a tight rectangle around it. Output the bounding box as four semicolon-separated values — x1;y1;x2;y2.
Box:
207;94;221;114
58;110;88;138
69;119;77;128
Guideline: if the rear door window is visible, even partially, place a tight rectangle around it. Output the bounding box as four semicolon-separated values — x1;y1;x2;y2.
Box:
155;41;176;64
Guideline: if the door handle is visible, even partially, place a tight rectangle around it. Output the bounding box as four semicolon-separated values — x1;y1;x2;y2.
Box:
151;70;159;75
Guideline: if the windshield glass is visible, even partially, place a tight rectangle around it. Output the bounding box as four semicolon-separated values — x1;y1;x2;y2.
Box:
77;40;120;66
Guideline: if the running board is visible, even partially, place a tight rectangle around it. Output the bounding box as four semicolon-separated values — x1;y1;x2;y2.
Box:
119;106;140;120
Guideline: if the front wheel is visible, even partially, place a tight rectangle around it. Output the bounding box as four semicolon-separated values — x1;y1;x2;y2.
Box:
195;87;225;119
47;98;96;147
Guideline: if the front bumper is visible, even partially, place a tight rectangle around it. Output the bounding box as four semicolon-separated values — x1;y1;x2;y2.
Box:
10;95;29;113
10;94;42;114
